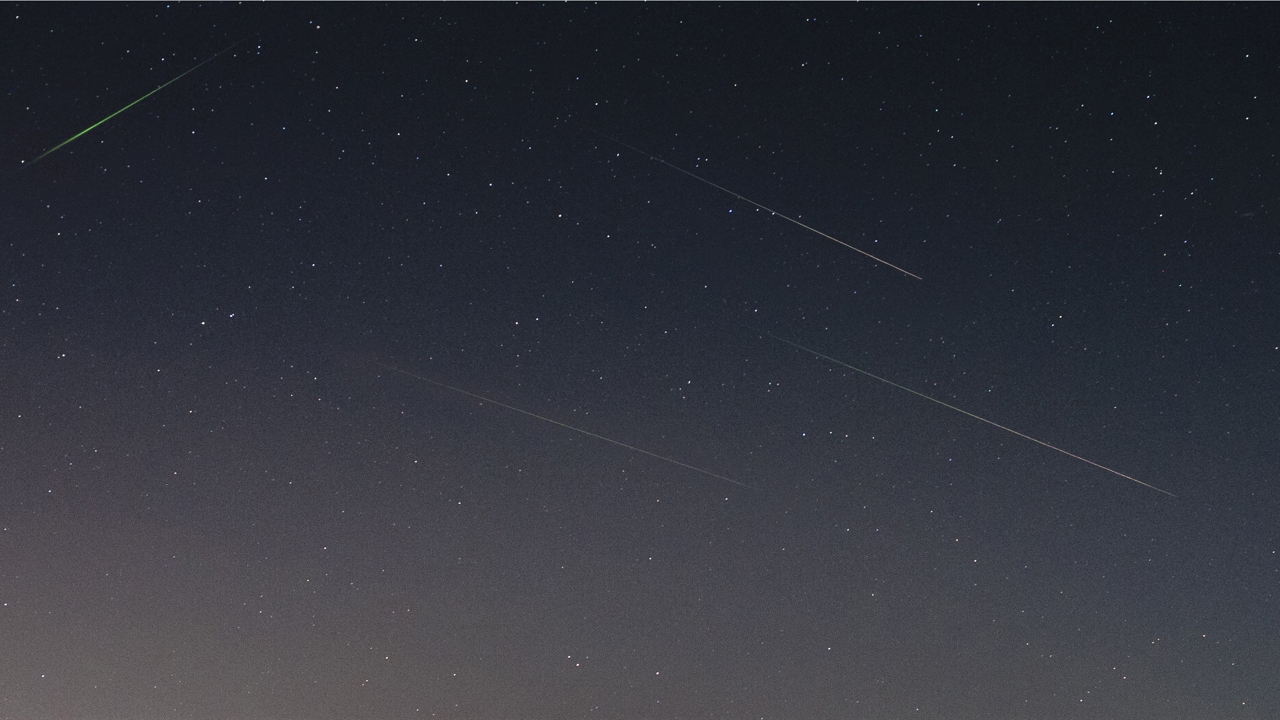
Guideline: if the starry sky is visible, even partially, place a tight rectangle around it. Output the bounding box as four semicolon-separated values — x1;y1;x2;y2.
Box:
2;4;1278;719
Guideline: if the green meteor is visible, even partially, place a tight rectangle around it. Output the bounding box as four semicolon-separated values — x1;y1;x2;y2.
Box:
26;43;237;168
769;333;1176;497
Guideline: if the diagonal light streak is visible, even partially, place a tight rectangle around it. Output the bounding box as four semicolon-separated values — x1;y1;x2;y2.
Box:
588;127;921;280
26;42;238;167
376;362;753;489
769;333;1176;497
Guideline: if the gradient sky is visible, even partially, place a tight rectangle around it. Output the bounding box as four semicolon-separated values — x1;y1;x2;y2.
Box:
2;4;1277;719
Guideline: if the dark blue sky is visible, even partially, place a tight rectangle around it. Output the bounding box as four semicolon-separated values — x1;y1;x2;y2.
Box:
2;4;1277;718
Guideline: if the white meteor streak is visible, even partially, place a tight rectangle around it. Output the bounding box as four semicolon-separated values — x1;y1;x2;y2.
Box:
589;128;921;280
770;334;1176;497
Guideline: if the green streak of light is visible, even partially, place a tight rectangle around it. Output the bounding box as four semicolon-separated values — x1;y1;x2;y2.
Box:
26;43;237;168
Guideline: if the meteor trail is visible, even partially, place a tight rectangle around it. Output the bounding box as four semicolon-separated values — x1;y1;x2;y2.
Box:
768;334;1176;497
375;362;752;489
25;42;238;168
587;127;921;280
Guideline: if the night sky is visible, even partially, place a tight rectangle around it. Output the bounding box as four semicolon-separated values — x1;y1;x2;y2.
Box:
2;4;1278;718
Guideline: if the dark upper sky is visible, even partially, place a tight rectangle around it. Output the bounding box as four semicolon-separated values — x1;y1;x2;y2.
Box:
2;3;1277;718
